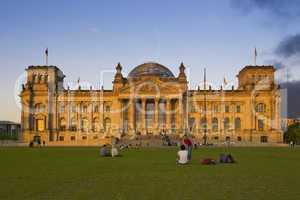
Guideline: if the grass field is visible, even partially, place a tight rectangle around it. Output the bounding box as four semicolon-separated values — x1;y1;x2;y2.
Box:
1;147;300;200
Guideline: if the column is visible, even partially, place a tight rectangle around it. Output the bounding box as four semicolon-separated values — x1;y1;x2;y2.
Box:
154;98;159;134
89;103;93;132
99;101;104;131
176;99;182;134
166;99;171;134
141;98;146;135
128;98;135;135
78;102;82;132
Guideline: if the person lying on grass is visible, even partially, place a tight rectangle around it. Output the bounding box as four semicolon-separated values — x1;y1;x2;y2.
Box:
176;144;189;165
100;145;110;157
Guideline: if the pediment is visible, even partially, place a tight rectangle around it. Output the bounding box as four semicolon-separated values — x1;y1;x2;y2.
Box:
118;79;184;95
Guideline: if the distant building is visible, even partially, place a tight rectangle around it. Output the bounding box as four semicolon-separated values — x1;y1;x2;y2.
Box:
0;121;21;140
20;62;283;145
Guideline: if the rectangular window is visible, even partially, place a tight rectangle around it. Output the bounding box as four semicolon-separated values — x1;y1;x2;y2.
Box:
60;105;65;113
258;119;264;131
59;136;64;141
225;105;230;113
236;105;241;113
213;105;219;113
260;136;268;143
71;105;76;113
37;119;45;132
70;136;76;141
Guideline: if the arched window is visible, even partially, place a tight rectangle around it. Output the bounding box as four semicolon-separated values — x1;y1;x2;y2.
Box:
235;117;241;130
81;118;89;132
35;103;45;113
70;118;77;131
224;117;230;130
200;117;207;130
212;117;218;132
104;118;111;132
256;103;266;113
59;118;66;131
92;117;100;132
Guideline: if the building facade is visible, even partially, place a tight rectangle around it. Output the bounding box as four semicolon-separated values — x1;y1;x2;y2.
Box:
0;121;21;140
20;62;283;145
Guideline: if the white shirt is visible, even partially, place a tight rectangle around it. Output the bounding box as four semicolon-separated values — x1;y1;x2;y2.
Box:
177;150;188;164
111;147;119;157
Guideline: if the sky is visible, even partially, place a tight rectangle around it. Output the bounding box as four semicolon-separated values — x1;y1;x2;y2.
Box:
1;0;300;122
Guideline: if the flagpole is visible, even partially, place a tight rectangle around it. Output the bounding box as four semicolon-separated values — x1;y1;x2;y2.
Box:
254;47;257;66
45;48;48;66
203;68;207;145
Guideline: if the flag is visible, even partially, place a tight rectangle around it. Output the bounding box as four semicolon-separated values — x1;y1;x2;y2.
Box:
45;48;48;56
77;77;80;84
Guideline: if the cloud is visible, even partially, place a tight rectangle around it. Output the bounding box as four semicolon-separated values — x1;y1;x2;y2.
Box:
231;0;300;18
275;34;300;58
264;59;286;70
280;81;300;118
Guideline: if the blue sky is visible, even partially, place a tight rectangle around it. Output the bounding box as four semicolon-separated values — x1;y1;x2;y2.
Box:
1;0;300;122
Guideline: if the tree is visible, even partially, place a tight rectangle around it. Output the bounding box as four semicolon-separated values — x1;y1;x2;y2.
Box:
284;123;300;144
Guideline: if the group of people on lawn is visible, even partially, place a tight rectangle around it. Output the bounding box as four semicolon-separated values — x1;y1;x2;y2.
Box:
99;134;194;161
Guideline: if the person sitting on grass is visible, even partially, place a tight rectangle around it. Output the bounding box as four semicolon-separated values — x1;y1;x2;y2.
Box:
176;145;189;165
100;145;110;157
111;144;119;157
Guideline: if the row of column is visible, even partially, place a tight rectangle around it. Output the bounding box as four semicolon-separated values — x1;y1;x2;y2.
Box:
125;98;183;135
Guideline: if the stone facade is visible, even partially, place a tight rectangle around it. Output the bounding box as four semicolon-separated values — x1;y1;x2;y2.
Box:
20;62;283;145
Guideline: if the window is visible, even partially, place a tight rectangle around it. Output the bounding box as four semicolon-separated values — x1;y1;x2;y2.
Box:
104;118;111;132
214;136;219;140
82;105;88;113
70;118;77;131
92;118;100;132
261;136;268;143
81;118;89;132
235;117;241;130
224;117;230;130
236;105;241;113
59;136;64;141
71;105;76;113
94;105;99;113
59;118;66;131
258;119;264;131
188;118;196;132
105;105;110;112
59;104;65;113
213;105;219;113
226;136;230;141
237;136;242;142
70;136;76;141
212;117;218;132
36;119;45;131
82;136;87;140
35;103;45;113
93;135;98;139
256;103;266;113
200;117;207;130
225;105;230;113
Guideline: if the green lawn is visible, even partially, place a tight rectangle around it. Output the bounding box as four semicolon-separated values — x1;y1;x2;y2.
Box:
1;147;300;200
